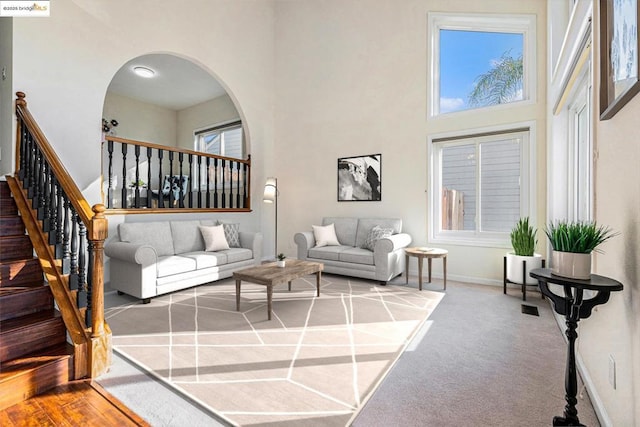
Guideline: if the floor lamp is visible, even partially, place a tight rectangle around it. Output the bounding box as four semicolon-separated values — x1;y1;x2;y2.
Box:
263;177;278;260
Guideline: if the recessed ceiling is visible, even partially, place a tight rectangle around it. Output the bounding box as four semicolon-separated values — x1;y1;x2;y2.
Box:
107;54;227;111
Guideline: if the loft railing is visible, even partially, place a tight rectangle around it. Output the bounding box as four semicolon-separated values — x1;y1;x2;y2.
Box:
11;91;110;379
103;136;251;213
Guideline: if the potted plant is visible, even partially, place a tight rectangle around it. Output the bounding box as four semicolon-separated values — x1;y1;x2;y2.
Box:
506;217;543;285
277;253;286;268
545;220;617;279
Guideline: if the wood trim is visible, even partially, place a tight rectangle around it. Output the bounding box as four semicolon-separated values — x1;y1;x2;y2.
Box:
105;135;251;165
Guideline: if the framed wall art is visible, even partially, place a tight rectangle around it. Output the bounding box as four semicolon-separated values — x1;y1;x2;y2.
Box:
600;0;640;120
337;154;381;201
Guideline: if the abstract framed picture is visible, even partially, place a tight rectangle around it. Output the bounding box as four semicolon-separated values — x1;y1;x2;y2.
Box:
600;0;640;120
337;154;381;201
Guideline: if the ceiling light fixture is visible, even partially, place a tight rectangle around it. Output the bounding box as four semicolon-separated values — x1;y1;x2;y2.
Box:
133;66;155;78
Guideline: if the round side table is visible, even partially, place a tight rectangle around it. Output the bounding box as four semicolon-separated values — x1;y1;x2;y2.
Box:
404;247;448;291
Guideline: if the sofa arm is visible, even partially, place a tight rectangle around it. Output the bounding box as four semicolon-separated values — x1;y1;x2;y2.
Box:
294;232;315;260
104;241;157;265
374;233;412;254
239;231;263;263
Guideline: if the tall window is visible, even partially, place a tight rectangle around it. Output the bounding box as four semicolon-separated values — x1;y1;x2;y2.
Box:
194;120;243;186
429;125;534;246
428;13;536;116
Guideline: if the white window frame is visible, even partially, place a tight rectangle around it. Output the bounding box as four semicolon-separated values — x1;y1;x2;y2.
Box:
428;12;537;118
428;121;536;248
193;120;244;187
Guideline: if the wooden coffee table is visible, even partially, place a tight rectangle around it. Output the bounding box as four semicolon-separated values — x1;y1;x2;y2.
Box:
405;247;448;291
233;259;323;320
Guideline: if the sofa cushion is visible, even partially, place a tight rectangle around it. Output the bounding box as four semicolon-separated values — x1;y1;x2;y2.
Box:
312;223;340;247
339;247;375;265
119;221;175;257
171;221;205;254
322;217;358;247
361;225;394;251
308;245;351;261
355;218;402;248
218;221;241;247
199;225;230;251
182;251;228;269
156;255;197;277
223;248;254;263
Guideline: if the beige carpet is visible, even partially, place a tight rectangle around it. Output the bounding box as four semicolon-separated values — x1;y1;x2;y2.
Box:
105;275;444;426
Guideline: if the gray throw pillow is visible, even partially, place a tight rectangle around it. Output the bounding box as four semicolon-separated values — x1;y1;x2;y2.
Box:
218;221;241;247
361;225;393;251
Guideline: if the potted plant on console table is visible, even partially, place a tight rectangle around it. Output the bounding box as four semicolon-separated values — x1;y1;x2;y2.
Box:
544;220;617;280
506;217;543;287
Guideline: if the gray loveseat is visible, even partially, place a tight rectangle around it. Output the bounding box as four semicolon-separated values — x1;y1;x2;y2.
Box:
294;217;411;284
105;220;262;303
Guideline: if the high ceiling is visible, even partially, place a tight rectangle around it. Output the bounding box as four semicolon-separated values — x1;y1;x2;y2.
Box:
107;54;227;111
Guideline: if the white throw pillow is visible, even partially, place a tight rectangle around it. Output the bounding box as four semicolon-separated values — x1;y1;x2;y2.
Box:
199;225;230;251
312;223;340;247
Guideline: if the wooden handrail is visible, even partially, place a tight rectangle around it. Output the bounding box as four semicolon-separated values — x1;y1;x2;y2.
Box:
16;92;95;229
13;91;111;378
106;135;251;165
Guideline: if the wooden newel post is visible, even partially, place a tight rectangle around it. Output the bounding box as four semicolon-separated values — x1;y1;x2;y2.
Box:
90;204;107;337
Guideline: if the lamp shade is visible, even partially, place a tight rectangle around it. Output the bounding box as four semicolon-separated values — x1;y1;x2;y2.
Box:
263;177;277;203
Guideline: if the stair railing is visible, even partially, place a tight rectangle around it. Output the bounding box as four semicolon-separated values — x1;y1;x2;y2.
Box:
10;91;110;379
103;136;251;212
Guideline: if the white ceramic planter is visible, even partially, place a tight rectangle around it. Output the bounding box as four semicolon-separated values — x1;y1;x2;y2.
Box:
551;251;591;280
277;260;286;268
506;253;543;285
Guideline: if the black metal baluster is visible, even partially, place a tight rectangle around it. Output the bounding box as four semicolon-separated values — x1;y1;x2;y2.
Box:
213;158;224;208
188;154;193;208
54;180;64;258
206;157;211;208
42;162;52;231
69;208;78;290
146;147;153;208
85;241;94;327
134;144;141;208
197;155;202;208
48;176;58;245
235;161;241;209
107;140;114;208
18;118;27;180
168;151;175;207
76;219;87;308
157;149;164;207
121;143;128;208
61;195;71;274
243;162;248;208
178;153;185;208
221;159;226;209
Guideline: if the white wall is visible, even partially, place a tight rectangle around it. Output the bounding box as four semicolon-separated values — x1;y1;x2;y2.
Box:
103;92;177;147
0;19;13;176
274;0;547;283
177;93;240;151
7;0;275;250
547;1;639;425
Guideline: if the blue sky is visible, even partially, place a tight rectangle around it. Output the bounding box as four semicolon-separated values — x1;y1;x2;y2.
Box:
440;30;523;113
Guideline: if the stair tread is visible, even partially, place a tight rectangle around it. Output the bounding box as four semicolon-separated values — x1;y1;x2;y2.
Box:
0;343;74;382
0;309;61;333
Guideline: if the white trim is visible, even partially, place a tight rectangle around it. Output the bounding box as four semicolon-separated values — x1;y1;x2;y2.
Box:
427;12;537;118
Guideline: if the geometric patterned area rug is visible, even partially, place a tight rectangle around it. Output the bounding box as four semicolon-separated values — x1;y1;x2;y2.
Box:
105;275;444;426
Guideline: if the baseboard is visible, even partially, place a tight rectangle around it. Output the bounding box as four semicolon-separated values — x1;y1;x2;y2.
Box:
550;310;612;427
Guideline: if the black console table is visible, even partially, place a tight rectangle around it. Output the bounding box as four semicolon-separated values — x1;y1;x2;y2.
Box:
529;268;623;426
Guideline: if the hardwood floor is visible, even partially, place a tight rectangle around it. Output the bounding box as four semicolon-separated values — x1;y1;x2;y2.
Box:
0;380;150;426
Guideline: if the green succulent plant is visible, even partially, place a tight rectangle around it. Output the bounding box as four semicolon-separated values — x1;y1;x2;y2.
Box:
544;220;617;254
277;253;286;261
510;217;537;256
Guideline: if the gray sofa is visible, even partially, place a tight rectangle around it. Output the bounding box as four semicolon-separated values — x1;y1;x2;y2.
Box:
105;220;262;303
294;217;411;284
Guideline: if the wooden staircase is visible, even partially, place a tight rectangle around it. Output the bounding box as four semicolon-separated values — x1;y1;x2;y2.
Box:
0;180;74;410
